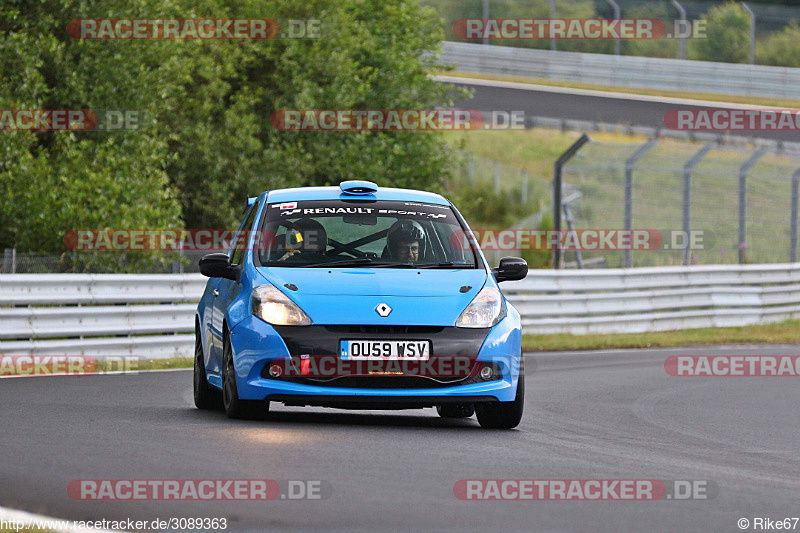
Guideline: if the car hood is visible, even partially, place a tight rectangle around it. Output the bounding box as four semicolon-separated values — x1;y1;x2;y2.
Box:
256;267;488;326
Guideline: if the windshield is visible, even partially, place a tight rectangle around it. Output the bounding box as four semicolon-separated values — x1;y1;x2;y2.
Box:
255;199;478;268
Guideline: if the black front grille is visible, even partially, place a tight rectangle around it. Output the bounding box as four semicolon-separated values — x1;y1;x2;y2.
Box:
290;376;462;389
324;325;443;335
260;361;502;389
272;325;490;357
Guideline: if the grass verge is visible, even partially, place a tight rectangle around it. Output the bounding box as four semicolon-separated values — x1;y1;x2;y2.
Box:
439;70;800;109
523;319;800;352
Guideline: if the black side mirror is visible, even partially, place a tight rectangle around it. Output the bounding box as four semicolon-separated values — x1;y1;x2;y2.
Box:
199;253;239;281
492;257;528;283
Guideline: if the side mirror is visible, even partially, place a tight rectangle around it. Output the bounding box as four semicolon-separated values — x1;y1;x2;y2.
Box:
492;257;528;283
199;253;239;281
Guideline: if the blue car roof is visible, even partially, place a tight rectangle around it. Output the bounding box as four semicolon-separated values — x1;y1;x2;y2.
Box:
263;185;451;206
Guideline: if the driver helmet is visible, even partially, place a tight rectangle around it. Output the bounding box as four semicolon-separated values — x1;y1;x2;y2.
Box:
386;220;425;259
286;218;328;253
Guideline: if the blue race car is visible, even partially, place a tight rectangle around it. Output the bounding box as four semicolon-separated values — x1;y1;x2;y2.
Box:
194;180;528;428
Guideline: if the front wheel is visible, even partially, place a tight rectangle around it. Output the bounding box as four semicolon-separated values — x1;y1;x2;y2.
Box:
194;325;222;410
475;369;524;429
222;334;268;420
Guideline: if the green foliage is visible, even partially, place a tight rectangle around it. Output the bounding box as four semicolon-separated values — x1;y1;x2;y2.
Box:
445;181;529;229
520;211;552;269
756;21;800;67
0;0;458;271
688;2;751;63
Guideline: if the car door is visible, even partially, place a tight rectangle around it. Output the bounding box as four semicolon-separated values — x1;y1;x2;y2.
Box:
208;201;259;376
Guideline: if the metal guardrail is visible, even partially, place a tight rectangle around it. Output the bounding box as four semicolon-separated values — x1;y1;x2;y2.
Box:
440;42;800;99
0;274;205;358
2;267;800;356
503;263;800;334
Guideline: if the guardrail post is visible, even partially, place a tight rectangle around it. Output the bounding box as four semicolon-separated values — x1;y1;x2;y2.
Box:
738;146;769;264
521;169;528;204
670;0;687;60
606;0;621;55
482;0;490;45
682;142;715;265
553;134;590;269
741;2;756;65
792;169;800;263
624;139;658;268
2;248;15;274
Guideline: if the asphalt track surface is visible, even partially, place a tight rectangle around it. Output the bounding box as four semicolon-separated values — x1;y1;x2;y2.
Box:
2;345;799;532
447;77;800;144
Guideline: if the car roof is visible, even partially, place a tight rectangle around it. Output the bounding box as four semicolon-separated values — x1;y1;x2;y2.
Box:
262;185;451;206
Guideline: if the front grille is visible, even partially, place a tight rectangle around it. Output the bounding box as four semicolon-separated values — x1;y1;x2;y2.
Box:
290;376;462;389
260;360;503;389
324;325;443;335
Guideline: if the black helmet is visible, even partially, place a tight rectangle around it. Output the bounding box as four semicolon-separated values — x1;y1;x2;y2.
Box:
286;218;327;252
387;220;425;257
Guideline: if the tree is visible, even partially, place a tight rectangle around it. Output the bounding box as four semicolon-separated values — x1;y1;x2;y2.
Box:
757;21;800;67
689;3;751;63
1;0;458;271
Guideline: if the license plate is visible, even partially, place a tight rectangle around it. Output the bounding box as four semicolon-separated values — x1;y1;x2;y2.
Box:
340;340;431;360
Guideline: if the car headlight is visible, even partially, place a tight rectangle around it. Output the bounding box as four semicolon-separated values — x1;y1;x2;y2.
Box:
455;286;505;328
251;284;312;326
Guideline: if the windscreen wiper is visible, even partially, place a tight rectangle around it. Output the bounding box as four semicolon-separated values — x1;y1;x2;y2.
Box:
304;258;376;268
415;262;469;268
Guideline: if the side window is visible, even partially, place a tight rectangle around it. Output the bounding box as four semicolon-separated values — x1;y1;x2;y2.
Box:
230;201;259;266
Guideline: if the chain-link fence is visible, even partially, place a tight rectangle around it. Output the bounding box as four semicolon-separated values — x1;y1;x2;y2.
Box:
446;151;548;207
560;137;800;268
428;0;800;61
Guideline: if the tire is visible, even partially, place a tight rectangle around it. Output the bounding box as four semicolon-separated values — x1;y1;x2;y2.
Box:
222;333;268;420
436;404;475;418
194;324;222;410
475;367;524;429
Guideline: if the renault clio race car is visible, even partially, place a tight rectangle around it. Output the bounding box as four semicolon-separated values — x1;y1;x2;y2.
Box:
194;181;528;428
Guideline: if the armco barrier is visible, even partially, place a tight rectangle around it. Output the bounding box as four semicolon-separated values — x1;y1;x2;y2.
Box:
0;274;205;358
502;263;800;334
440;41;800;99
2;266;800;357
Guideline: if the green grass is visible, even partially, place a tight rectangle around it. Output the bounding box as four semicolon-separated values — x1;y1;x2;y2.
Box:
523;319;800;352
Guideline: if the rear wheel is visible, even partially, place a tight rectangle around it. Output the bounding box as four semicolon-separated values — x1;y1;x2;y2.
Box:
475;368;524;429
194;324;222;410
222;333;268;420
436;404;475;418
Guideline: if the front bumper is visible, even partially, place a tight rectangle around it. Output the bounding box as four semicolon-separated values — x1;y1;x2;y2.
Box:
227;307;522;406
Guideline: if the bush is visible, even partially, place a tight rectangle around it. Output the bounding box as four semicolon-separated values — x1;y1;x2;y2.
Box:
756;21;800;67
445;181;530;229
688;3;751;63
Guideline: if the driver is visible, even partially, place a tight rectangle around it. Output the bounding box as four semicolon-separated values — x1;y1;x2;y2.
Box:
279;218;328;261
386;220;425;263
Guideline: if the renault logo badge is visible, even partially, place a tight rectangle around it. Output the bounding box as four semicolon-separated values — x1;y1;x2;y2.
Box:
375;303;392;317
